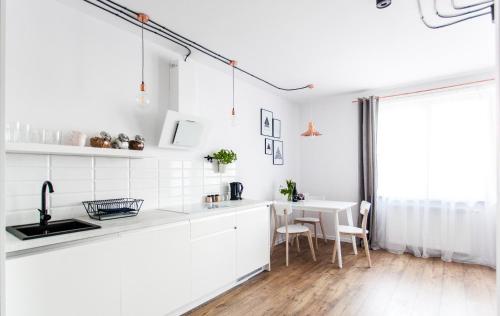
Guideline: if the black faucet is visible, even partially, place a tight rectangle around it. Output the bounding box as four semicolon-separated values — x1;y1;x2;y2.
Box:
39;181;54;228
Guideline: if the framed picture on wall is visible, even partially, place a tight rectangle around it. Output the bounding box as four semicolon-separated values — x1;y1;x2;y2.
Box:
273;140;284;165
261;109;273;136
272;119;281;138
265;138;273;155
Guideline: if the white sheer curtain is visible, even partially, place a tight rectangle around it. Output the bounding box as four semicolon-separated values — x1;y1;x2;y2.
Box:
375;84;496;267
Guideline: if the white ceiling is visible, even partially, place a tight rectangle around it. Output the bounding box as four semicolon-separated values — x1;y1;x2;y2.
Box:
117;0;495;103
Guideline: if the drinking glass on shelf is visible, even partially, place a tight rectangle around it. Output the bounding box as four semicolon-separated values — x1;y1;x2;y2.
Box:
45;130;62;145
7;121;21;142
18;123;30;143
55;130;62;145
5;122;12;143
30;128;46;144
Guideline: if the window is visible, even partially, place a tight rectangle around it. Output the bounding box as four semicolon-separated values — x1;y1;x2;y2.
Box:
375;83;496;266
377;84;496;202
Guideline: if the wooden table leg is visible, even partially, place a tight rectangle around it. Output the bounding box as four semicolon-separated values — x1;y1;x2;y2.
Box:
319;213;327;244
346;207;358;255
333;212;342;268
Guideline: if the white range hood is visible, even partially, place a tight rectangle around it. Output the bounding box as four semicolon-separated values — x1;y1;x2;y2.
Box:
158;60;206;149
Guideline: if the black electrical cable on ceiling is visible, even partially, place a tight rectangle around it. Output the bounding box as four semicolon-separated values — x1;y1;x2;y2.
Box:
102;0;232;64
83;0;313;92
93;0;235;64
83;0;192;60
234;67;313;91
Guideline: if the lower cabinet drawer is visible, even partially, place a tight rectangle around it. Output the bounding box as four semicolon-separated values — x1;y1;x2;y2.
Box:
190;212;236;239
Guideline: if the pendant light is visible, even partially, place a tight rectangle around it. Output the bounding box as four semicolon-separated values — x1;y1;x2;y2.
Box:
301;95;322;137
229;60;238;126
136;13;150;107
301;121;322;136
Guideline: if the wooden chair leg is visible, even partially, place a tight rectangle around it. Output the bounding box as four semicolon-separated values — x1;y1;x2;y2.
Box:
363;235;372;268
306;231;316;261
319;215;327;244
332;240;337;264
285;233;289;267
271;231;278;255
314;224;319;251
352;235;358;255
296;235;301;253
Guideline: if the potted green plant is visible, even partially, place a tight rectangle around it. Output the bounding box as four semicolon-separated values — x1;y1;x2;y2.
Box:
212;149;237;173
280;179;296;201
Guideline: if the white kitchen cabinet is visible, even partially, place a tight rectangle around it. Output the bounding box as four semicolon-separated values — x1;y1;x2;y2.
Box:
119;221;191;316
236;206;270;278
191;213;237;300
6;237;121;316
5;204;272;316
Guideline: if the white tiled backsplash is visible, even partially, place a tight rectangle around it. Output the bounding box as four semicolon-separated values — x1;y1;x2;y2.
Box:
5;154;237;225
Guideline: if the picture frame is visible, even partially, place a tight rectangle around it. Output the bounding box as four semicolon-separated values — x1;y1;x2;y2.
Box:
272;119;281;138
260;109;273;137
273;140;284;165
265;138;273;155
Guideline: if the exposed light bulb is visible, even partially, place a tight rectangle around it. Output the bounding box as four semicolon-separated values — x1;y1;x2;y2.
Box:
136;15;150;108
136;82;150;107
136;91;150;107
230;107;238;127
229;60;238;127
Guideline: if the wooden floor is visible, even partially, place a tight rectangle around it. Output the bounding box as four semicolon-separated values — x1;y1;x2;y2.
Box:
186;239;496;316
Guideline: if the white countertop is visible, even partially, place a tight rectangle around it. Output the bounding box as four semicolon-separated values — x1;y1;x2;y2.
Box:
6;199;271;256
159;199;272;214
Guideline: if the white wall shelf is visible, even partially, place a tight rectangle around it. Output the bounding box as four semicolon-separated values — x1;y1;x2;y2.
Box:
6;143;153;159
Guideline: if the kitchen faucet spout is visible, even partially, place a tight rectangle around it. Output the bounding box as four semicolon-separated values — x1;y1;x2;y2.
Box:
39;181;55;228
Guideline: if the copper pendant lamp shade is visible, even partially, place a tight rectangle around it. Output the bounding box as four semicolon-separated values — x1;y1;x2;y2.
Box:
301;121;322;137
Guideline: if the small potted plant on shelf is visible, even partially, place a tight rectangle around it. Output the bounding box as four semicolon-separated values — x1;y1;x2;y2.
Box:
280;179;296;201
212;149;237;173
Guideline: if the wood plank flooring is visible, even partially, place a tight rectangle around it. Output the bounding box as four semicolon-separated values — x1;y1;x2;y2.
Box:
186;240;496;316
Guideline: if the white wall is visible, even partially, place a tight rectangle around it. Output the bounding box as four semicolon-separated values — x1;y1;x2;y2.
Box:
4;0;301;219
495;0;499;308
298;93;361;238
0;0;6;313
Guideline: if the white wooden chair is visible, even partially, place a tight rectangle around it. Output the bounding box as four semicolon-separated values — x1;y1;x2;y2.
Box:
271;202;317;266
332;201;372;267
294;194;327;250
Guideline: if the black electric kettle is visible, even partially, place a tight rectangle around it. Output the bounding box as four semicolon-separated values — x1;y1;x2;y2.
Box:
230;182;244;200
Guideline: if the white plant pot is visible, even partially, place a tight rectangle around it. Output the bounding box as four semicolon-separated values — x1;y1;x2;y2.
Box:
217;163;226;173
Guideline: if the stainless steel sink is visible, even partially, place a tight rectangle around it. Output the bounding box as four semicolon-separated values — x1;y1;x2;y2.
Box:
6;219;101;240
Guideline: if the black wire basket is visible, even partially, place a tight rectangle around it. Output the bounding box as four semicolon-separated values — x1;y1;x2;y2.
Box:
82;198;144;221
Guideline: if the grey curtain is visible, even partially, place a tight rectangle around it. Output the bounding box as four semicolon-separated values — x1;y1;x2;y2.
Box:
358;96;379;247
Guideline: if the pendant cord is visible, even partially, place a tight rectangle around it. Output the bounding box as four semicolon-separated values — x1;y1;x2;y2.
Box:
232;65;235;111
141;22;144;84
